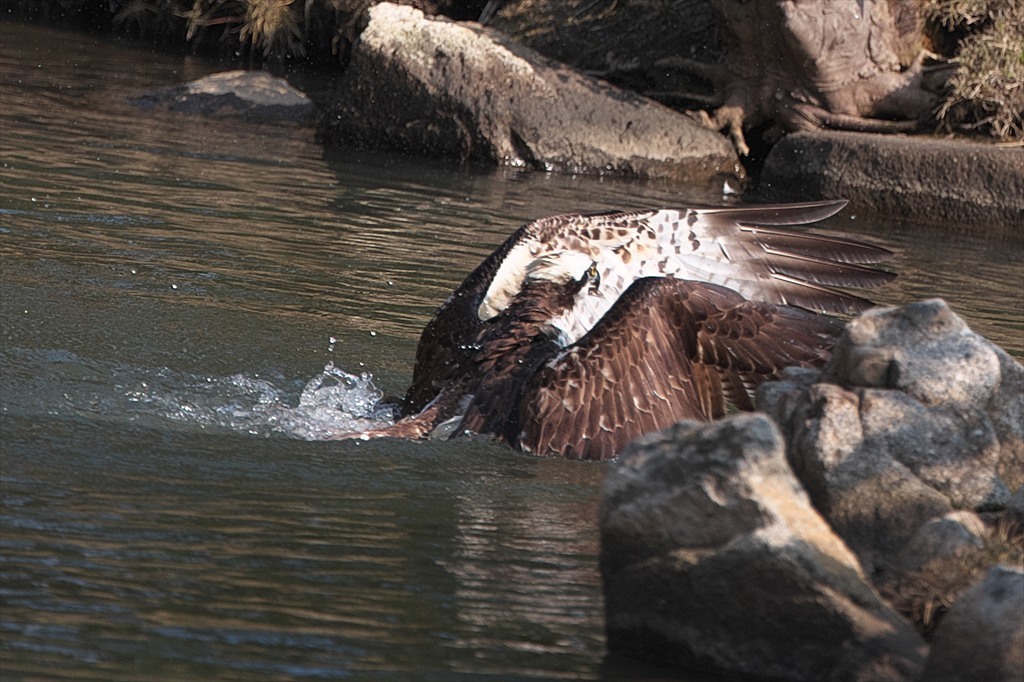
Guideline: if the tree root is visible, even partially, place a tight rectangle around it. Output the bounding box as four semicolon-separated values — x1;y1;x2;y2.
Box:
788;105;921;134
712;104;750;156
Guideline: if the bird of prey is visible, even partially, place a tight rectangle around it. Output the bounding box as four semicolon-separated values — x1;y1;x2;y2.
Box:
344;200;895;460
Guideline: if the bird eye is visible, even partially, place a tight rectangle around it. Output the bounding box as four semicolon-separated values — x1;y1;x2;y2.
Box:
587;262;601;292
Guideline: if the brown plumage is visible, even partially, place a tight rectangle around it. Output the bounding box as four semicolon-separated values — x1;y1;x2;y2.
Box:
352;200;895;460
401;200;893;417
515;278;841;460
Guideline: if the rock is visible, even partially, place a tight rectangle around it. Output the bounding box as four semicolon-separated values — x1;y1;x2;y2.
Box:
991;347;1024;490
894;511;988;573
830;299;1001;407
759;300;1023;574
920;565;1024;682
131;70;314;123
1008;486;1024;526
759;130;1024;230
320;3;740;184
599;413;926;682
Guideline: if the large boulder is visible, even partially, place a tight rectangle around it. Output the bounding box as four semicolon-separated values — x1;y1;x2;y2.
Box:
759;130;1024;230
599;413;926;682
920;565;1024;682
320;3;740;184
759;299;1024;574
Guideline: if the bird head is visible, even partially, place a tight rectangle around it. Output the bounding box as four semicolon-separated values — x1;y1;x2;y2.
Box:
523;249;598;287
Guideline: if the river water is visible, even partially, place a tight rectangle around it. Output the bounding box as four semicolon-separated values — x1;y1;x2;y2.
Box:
1;20;1021;681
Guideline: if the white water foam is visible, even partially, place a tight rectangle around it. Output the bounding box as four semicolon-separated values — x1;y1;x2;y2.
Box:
128;361;396;439
281;362;397;440
3;348;397;440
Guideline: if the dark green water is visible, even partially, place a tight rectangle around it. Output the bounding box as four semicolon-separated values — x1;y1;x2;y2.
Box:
1;21;1021;681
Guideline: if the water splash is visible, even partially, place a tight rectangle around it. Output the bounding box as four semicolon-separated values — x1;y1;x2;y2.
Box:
1;348;395;440
284;362;397;439
141;362;397;440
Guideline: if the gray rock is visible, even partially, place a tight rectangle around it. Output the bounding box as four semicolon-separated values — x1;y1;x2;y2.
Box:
760;300;1023;573
828;299;1002;409
131;70;314;123
321;3;739;184
895;511;988;573
760;130;1024;230
991;347;1024;491
184;70;311;108
921;565;1024;682
600;414;926;682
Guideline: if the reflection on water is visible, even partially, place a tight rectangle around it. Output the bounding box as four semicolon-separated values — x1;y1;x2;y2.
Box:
1;20;1021;682
3;410;609;680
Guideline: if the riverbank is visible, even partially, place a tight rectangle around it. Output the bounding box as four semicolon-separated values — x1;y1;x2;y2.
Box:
315;3;1024;230
7;4;1024;230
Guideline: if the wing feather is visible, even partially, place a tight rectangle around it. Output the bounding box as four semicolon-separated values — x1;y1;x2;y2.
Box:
745;227;894;265
517;278;842;460
405;201;892;413
681;201;896;313
694;199;848;226
758;251;897;288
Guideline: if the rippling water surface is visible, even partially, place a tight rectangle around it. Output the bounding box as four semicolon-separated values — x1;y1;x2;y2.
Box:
1;21;1021;681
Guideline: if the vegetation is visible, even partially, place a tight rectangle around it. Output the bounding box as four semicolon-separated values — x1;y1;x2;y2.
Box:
6;0;374;66
882;519;1024;638
924;0;1024;140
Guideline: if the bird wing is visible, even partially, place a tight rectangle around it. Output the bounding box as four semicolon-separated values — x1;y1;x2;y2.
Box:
517;278;843;461
672;202;896;313
402;223;524;413
479;201;894;331
404;200;891;413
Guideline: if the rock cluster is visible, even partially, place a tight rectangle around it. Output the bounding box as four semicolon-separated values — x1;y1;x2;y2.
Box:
760;299;1022;574
600;414;927;681
601;300;1023;681
319;3;740;185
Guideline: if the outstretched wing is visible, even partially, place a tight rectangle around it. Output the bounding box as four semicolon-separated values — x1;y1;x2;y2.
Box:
404;201;891;414
675;201;896;312
517;278;842;461
478;201;893;339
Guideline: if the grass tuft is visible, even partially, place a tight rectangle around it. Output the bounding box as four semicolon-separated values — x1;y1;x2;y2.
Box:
925;0;1024;140
882;519;1024;638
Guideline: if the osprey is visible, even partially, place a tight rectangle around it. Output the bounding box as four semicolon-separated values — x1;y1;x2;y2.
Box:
347;200;895;460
